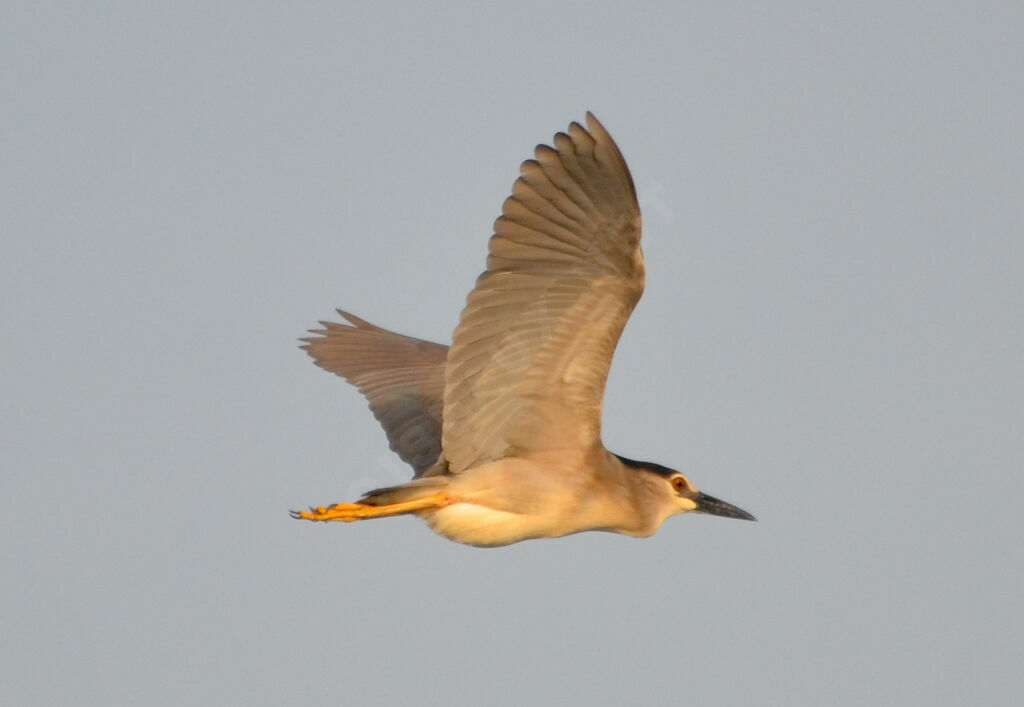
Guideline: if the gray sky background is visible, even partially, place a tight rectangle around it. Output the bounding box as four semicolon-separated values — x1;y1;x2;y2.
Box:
3;3;1021;705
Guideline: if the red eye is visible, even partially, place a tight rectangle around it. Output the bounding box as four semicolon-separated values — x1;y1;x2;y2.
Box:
672;477;687;492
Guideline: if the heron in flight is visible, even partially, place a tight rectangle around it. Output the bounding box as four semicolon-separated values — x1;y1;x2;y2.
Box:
293;113;754;546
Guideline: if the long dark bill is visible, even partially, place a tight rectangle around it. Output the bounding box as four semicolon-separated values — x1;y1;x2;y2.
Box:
694;492;756;521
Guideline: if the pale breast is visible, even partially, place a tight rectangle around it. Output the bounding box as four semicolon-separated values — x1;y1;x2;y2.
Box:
420;504;543;547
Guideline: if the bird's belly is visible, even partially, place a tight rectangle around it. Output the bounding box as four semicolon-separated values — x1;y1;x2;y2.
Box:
421;503;561;548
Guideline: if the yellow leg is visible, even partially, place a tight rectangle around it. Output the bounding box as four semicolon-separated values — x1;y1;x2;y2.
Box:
290;493;450;523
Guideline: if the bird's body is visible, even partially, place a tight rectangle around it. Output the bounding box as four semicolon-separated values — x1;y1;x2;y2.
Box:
293;114;754;546
422;449;668;547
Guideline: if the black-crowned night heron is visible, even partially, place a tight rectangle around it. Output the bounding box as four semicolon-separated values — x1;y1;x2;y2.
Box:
293;113;754;546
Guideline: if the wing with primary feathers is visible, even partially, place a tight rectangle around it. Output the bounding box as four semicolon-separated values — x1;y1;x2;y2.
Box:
302;311;447;476
441;113;644;473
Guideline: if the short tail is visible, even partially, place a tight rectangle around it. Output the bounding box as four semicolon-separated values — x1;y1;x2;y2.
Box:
360;476;451;506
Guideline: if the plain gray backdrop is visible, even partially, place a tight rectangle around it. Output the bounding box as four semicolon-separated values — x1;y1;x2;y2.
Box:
3;2;1021;705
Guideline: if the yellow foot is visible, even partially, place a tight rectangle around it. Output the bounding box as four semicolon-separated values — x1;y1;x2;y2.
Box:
290;503;375;522
290;493;450;523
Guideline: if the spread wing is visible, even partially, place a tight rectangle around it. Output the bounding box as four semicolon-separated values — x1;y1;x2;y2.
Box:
441;113;644;473
302;311;447;476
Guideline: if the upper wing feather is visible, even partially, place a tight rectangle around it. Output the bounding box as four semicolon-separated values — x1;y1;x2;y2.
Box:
441;114;644;473
302;311;448;476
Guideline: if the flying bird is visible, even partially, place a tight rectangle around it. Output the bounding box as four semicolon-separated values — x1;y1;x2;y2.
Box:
293;113;754;546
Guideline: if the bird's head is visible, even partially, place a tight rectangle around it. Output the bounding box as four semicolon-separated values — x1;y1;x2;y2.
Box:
616;455;756;523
